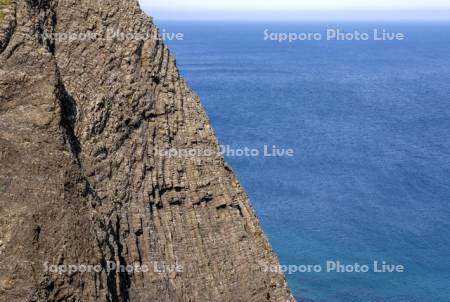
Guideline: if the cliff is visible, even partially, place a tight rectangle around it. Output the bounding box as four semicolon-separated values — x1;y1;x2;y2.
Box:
0;0;294;301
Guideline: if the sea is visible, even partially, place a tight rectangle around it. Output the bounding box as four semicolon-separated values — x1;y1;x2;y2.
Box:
157;21;450;302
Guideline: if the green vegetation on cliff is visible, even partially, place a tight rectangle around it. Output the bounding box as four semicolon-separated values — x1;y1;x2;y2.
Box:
0;0;10;21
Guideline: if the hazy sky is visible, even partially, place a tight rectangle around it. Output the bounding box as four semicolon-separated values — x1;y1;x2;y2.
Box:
139;0;450;11
138;0;450;20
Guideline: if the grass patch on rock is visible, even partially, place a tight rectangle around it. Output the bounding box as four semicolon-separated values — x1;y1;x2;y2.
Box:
0;0;9;22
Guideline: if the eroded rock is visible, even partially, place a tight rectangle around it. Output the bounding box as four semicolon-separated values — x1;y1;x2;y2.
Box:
0;1;294;301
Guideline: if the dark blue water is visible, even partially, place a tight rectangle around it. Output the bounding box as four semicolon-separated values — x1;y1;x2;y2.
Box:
157;21;450;301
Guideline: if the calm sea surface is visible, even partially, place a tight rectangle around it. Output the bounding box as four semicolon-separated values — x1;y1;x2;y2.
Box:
157;21;450;301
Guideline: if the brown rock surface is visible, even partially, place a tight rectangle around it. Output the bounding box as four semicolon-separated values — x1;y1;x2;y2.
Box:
0;0;294;301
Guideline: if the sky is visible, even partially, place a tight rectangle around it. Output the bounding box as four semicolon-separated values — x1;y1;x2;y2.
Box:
139;0;450;20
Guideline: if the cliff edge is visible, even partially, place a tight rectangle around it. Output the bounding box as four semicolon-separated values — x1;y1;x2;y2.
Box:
0;1;294;301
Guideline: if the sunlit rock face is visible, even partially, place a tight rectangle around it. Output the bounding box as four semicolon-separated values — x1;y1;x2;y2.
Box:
0;0;293;301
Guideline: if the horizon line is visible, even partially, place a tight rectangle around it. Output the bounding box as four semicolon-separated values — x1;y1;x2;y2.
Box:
141;9;450;22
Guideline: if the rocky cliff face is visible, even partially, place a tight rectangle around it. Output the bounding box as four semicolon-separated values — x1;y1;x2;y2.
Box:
0;1;294;301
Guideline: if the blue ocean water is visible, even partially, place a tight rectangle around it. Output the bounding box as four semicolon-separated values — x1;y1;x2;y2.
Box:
158;21;450;301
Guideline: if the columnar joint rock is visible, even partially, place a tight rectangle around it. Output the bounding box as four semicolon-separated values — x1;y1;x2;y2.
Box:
0;0;294;301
